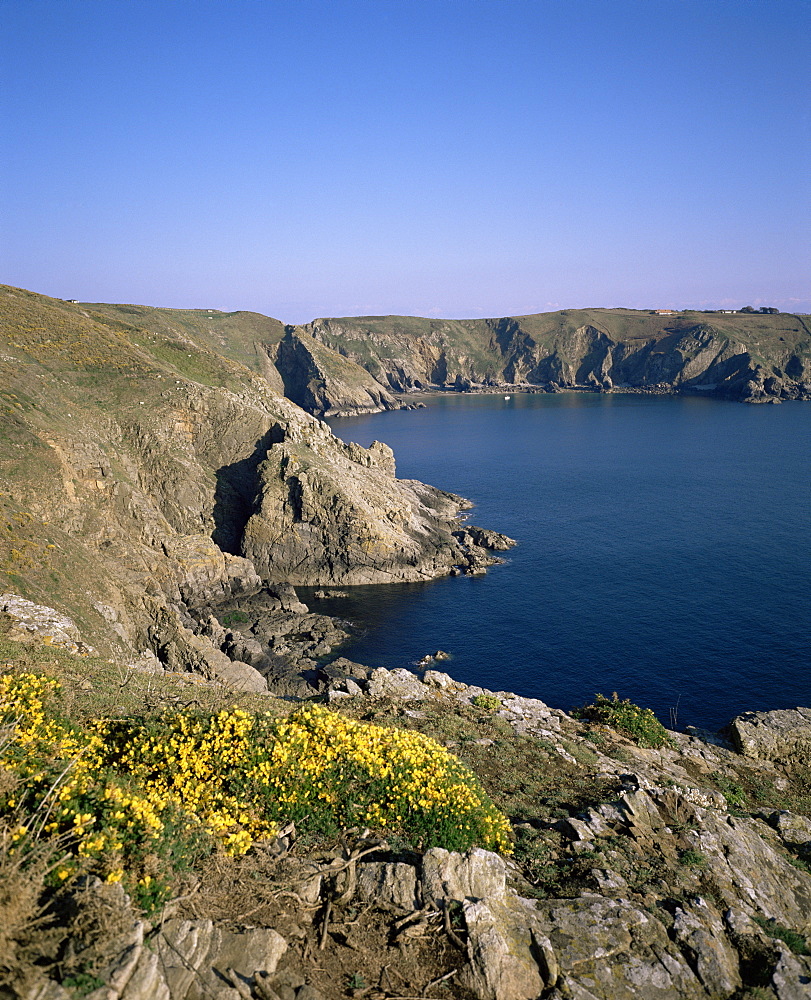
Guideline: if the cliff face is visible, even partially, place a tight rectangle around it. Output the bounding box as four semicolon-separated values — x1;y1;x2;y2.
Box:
302;309;811;405
270;328;400;416
0;286;510;676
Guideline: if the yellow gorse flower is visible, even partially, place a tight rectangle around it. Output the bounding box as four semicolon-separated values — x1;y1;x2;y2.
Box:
1;671;512;893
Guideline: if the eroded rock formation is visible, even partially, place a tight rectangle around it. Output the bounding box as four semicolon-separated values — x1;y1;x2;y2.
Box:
301;310;811;406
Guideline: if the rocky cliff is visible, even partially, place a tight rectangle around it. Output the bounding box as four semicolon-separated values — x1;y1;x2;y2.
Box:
2;285;810;1000
0;285;511;683
270;328;401;416
300;309;811;406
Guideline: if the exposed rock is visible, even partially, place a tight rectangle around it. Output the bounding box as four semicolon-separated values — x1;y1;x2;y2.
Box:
356;861;420;910
155;919;287;1000
727;706;811;764
766;810;811;858
319;657;370;682
367;667;429;701
460;896;555;1000
271;329;401;417
303;311;811;403
421;847;508;904
111;949;170;1000
534;897;703;1000
147;603;268;692
0;287;515;680
160;535;263;609
294;987;326;1000
21;981;74;1000
0;594;95;656
422;668;467;692
241;418;504;586
687;810;811;933
770;947;811;1000
671;898;741;996
452;526;516;552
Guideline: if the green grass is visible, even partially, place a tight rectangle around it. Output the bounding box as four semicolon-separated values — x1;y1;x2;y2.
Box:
678;848;708;869
710;771;747;810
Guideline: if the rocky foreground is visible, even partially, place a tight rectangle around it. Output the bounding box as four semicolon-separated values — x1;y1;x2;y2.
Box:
3;596;811;1000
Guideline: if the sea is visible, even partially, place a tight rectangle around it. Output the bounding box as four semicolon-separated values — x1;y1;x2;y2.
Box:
304;391;810;733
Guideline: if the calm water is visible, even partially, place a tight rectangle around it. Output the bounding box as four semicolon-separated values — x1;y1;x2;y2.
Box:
311;393;810;731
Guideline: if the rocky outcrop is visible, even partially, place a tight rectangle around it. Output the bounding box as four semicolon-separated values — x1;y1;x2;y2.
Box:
155;919;288;1000
240;415;514;586
5;598;811;1000
0;594;95;656
727;706;811;764
270;329;401;416
0;287;513;678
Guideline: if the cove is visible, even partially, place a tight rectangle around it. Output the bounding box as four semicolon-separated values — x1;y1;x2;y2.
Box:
308;392;811;732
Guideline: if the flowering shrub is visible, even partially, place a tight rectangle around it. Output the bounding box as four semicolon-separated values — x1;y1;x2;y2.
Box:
1;672;511;903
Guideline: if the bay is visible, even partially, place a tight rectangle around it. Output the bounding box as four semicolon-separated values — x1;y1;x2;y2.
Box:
311;392;811;732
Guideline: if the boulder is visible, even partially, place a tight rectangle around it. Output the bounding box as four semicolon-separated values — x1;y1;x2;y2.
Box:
460;896;556;1000
727;706;811;764
356;861;420;910
766;810;811;857
155;919;287;1000
534;897;702;1000
671;898;741;996
367;667;428;701
421;847;507;904
770;947;811;1000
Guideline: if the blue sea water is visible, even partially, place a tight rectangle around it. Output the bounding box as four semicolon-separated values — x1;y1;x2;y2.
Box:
311;393;810;732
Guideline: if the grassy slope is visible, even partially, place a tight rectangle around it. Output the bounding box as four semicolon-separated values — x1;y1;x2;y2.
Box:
86;301;287;377
0;285;276;650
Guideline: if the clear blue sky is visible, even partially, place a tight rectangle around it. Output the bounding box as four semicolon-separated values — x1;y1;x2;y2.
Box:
2;0;809;323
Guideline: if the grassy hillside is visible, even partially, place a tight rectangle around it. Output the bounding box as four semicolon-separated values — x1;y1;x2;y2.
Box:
0;286;297;654
86;301;286;371
315;307;811;353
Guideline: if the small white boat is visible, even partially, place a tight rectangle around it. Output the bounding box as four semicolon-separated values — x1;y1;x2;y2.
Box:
504;395;511;400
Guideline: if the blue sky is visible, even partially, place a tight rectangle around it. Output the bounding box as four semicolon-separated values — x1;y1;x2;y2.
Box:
2;0;809;323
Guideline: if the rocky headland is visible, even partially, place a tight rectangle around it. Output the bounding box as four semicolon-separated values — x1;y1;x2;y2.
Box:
0;285;513;683
1;285;810;1000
